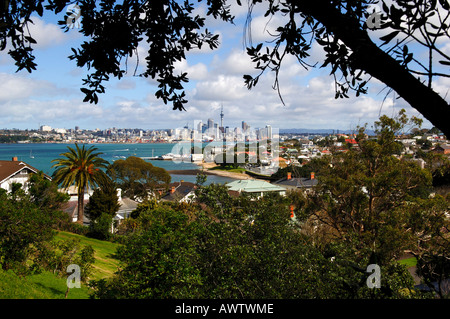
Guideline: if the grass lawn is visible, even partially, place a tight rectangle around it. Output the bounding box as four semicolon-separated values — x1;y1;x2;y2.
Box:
398;257;417;268
209;165;246;174
0;231;121;299
54;231;121;281
0;269;91;299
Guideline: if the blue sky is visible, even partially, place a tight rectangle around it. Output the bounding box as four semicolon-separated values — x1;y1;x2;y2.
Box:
0;1;446;132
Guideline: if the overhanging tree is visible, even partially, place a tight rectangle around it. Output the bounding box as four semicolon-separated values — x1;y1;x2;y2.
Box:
1;0;449;136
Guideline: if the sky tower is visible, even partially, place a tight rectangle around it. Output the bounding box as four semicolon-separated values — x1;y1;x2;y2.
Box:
220;104;224;128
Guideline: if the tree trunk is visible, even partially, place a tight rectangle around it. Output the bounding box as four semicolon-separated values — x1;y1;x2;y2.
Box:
293;0;450;137
77;188;84;225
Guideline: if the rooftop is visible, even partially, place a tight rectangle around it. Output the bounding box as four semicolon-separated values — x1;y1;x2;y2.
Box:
0;158;48;183
274;177;318;188
226;179;286;193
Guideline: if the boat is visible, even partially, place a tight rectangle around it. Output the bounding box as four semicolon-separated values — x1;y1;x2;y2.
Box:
30;150;34;159
161;153;174;160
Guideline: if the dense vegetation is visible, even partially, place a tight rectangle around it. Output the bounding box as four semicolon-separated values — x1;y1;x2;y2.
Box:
1;113;449;299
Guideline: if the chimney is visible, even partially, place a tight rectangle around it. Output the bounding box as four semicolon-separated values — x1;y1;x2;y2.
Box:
310;172;315;180
171;186;176;194
12;157;18;161
287;172;292;180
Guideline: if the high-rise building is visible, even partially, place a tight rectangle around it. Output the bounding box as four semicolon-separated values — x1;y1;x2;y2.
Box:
196;120;203;132
208;118;214;130
266;125;272;140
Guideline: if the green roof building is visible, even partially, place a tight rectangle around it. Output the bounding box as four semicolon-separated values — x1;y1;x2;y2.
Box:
226;179;286;197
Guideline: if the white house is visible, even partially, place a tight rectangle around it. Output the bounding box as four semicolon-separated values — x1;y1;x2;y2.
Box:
0;157;50;192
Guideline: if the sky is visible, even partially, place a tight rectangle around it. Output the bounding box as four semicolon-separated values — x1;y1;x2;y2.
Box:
0;1;447;132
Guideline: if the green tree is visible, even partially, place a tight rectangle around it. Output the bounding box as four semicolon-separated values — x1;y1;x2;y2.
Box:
417;138;433;150
0;190;57;273
28;171;70;212
51;143;109;225
85;178;120;240
91;203;204;298
108;156;171;201
305;111;448;296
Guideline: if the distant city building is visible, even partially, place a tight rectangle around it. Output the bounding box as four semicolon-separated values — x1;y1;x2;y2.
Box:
208;118;214;130
40;125;52;132
266;125;272;140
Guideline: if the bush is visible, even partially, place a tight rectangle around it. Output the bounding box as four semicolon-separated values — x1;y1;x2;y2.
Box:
88;213;113;240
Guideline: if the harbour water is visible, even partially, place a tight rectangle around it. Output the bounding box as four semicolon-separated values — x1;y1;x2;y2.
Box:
0;143;236;185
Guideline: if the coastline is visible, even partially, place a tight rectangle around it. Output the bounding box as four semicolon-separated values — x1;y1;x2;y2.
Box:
168;162;253;180
198;162;253;180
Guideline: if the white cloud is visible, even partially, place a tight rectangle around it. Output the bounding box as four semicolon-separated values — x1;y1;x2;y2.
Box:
0;98;104;128
174;60;209;80
28;16;77;49
219;49;256;75
0;73;57;102
194;74;249;101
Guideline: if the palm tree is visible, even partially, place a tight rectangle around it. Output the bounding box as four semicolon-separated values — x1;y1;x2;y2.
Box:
51;144;110;225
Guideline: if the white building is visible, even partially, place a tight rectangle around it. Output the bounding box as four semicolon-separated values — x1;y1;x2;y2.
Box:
40;125;52;132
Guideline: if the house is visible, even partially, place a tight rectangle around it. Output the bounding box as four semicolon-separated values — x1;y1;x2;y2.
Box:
63;187;139;226
62;199;90;224
114;188;139;220
432;144;450;155
112;188;139;231
60;185;94;201
0;157;50;192
345;138;357;145
272;172;318;193
226;179;286;198
160;181;197;203
272;156;289;168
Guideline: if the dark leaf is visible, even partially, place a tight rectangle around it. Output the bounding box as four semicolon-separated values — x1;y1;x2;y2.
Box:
379;31;399;45
439;0;450;10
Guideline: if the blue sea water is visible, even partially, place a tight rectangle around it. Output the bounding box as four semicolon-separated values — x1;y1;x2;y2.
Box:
0;143;235;185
